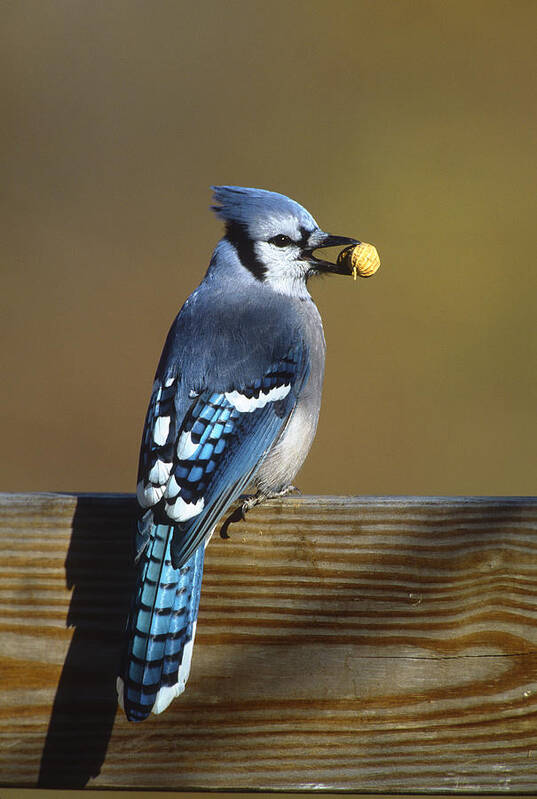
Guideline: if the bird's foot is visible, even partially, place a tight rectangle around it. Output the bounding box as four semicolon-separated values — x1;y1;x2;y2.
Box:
219;485;300;539
259;484;301;503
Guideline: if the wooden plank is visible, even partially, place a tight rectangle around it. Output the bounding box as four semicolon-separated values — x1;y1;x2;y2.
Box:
1;492;537;792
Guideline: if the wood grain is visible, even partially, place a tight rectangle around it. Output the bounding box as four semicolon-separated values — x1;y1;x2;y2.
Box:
1;492;537;791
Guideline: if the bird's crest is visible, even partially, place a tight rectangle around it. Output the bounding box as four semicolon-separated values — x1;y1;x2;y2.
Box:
211;185;317;233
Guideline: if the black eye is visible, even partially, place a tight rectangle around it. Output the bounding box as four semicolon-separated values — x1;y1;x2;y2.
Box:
268;234;293;248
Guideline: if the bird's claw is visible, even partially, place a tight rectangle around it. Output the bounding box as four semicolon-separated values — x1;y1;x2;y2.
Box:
219;504;245;539
218;485;300;540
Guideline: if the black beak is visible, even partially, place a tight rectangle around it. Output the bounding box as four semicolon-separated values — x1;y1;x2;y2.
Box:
306;234;360;276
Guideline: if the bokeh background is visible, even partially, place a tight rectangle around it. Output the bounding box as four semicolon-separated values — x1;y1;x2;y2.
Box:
3;0;536;498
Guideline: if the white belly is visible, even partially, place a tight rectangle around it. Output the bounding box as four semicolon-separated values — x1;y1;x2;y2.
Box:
255;300;325;494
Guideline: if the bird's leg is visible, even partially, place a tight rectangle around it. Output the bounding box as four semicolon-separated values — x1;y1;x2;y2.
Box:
242;484;301;516
219;485;301;539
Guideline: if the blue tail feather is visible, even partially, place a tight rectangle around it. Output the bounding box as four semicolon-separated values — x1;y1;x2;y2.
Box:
119;522;204;722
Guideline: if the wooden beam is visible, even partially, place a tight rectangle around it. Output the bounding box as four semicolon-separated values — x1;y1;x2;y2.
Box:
1;492;537;792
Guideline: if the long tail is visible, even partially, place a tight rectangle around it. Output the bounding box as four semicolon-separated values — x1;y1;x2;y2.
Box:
117;522;205;722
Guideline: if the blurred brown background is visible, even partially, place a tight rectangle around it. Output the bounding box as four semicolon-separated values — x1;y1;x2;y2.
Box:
2;0;536;498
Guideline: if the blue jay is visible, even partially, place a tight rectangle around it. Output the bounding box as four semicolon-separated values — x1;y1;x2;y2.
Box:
117;186;359;721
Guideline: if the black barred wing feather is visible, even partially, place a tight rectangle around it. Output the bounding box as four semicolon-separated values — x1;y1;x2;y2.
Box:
136;346;308;568
136;375;179;517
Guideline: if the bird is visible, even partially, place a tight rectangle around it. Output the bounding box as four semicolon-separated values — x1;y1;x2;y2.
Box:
117;185;359;721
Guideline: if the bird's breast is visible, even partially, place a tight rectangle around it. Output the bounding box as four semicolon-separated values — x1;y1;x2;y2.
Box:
255;300;326;494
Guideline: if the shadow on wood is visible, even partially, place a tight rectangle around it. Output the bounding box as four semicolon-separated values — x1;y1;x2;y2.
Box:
38;494;136;787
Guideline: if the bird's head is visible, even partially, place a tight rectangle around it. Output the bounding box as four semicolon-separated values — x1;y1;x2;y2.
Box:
211;186;358;296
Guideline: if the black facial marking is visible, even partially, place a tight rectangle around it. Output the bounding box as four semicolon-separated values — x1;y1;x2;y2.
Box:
225;221;266;281
299;226;312;247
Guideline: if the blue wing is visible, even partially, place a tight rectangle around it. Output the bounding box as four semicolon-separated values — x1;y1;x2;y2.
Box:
136;343;309;567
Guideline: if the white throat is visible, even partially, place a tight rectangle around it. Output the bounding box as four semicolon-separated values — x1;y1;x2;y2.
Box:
254;241;311;299
263;267;311;299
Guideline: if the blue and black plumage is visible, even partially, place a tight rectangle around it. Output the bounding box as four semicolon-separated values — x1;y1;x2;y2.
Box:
117;186;360;721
